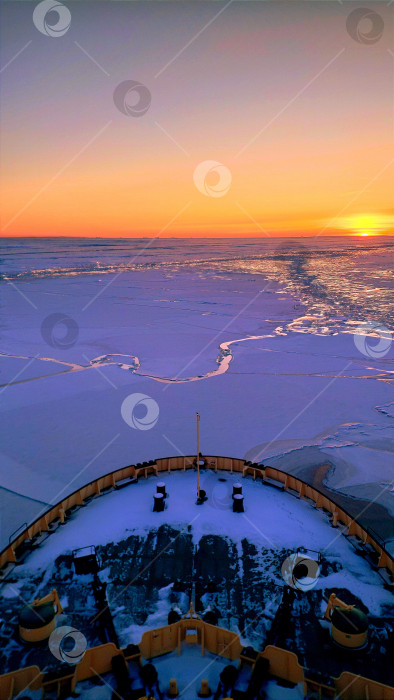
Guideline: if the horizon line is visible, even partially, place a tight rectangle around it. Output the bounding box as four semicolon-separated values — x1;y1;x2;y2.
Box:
1;234;393;240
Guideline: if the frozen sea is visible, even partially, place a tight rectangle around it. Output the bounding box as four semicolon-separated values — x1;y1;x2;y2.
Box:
0;237;393;551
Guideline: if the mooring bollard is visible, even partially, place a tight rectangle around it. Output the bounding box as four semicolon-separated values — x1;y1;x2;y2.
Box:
232;483;242;497
153;492;165;512
156;481;167;498
168;678;179;698
198;679;211;697
233;494;244;513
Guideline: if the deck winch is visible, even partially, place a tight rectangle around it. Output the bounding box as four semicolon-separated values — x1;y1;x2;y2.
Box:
325;593;369;649
18;588;62;643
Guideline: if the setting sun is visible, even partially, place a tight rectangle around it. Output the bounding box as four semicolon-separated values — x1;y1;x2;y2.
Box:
338;214;394;237
1;1;393;238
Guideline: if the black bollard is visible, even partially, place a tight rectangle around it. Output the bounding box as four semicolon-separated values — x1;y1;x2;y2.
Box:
232;483;242;497
156;481;167;498
153;492;165;512
233;494;244;513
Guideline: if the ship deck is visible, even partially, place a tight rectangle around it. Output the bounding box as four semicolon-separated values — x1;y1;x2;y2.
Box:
74;644;304;700
0;468;393;697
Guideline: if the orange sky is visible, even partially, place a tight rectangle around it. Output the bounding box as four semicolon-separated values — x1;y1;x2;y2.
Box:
1;2;393;238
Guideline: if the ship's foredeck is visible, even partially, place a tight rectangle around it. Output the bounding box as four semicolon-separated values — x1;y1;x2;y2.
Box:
0;466;393;698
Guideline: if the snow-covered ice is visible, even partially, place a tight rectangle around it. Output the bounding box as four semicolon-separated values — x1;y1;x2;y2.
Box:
0;238;393;550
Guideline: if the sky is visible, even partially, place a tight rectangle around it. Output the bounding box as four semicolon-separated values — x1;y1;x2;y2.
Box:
1;1;393;238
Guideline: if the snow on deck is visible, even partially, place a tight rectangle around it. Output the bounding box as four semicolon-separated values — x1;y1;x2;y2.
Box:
19;470;392;617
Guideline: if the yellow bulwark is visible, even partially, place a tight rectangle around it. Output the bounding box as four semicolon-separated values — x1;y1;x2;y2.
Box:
139;603;242;661
0;619;393;699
